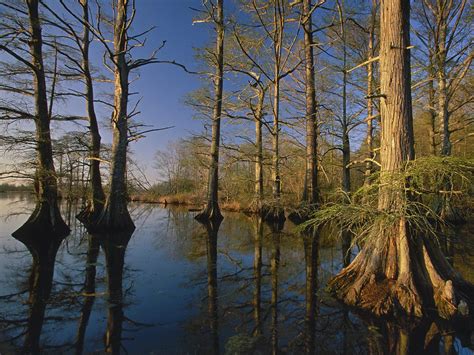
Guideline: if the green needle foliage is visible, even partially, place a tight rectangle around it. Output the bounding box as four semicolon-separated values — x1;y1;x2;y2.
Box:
300;157;474;246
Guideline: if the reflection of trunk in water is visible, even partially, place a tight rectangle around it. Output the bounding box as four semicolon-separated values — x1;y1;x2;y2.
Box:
341;229;352;268
12;232;66;353
75;233;100;355
365;319;467;355
268;222;282;355
99;232;132;354
253;217;263;337
202;219;221;354
303;229;319;354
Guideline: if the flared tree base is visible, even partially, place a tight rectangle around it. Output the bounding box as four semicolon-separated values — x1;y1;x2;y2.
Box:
287;203;318;225
87;203;135;233
261;204;285;224
328;229;473;320
76;203;104;228
195;202;224;224
13;202;70;239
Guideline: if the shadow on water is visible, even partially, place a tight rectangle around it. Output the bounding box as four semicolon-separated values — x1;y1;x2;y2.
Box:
0;198;473;354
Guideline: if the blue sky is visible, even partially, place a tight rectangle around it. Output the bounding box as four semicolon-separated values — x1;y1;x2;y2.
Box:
115;0;213;180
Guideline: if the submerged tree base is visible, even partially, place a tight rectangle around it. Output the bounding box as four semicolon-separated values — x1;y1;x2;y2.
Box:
329;225;474;320
87;203;135;233
13;202;70;239
76;203;104;228
287;204;318;224
261;203;285;224
195;202;224;224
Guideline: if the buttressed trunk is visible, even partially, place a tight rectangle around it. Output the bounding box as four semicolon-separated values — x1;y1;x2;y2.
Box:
328;0;473;320
302;0;319;205
14;0;69;238
196;0;224;223
94;0;134;231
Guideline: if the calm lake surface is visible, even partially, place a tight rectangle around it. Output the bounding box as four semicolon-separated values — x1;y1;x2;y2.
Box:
0;193;473;354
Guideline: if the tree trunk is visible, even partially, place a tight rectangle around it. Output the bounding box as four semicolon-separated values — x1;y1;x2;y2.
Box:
253;86;265;212
437;5;451;157
77;0;106;225
196;0;224;223
328;0;473;320
14;0;70;238
428;45;438;156
94;0;134;231
364;0;377;181
302;0;319;206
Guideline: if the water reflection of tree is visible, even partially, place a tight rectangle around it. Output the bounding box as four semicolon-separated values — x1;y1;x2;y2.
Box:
99;231;133;353
74;233;100;354
204;219;221;355
0;232;67;353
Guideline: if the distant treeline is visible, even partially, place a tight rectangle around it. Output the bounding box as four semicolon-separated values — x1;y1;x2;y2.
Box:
0;184;33;193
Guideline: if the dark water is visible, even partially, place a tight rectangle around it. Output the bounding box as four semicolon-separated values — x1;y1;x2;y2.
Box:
0;193;473;354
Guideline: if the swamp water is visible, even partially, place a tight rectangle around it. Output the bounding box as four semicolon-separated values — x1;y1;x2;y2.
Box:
0;193;473;354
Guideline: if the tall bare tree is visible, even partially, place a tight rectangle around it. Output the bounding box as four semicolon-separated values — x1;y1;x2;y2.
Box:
196;0;225;223
2;0;70;237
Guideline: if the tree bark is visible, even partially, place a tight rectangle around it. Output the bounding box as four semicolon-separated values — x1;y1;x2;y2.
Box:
13;0;70;238
364;0;377;180
328;0;473;320
436;2;451;157
77;0;106;225
302;0;319;206
254;86;265;212
94;0;134;231
196;0;224;223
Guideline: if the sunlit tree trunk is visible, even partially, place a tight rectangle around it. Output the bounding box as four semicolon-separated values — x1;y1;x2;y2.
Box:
436;3;450;157
196;0;224;223
364;0;377;180
95;0;134;231
254;86;265;209
14;0;70;238
301;0;319;205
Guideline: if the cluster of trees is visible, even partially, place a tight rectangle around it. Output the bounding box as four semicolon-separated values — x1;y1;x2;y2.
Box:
0;0;472;322
158;0;474;320
151;0;472;222
0;0;169;233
